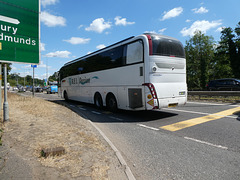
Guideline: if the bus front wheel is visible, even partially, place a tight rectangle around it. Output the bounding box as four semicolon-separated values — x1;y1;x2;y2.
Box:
107;94;118;112
64;91;69;101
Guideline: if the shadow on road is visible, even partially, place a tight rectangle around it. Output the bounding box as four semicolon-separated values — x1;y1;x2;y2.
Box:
49;99;178;123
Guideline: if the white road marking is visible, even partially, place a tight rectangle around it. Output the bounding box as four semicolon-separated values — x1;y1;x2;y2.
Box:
137;124;159;131
184;136;228;150
91;111;101;115
77;107;86;110
109;116;123;121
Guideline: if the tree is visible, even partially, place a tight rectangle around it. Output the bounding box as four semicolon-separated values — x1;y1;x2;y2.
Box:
218;23;240;78
185;31;215;90
48;72;58;82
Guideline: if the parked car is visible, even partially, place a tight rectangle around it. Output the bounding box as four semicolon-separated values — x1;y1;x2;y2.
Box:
206;78;240;91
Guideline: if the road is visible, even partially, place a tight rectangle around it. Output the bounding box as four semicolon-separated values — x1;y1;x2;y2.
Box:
21;92;240;179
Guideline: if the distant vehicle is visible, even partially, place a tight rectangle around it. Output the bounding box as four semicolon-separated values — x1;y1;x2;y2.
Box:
47;85;58;94
13;87;18;91
18;86;26;92
59;33;187;111
30;86;43;92
206;78;240;91
35;87;43;92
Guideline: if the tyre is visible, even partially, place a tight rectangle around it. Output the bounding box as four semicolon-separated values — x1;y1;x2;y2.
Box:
106;94;118;112
64;91;69;101
94;93;103;109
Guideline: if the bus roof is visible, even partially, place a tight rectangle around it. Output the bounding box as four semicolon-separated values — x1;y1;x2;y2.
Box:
62;33;181;67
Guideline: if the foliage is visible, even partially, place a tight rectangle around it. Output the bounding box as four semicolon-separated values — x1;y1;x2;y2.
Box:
185;21;240;90
48;72;58;82
7;74;44;87
185;31;215;90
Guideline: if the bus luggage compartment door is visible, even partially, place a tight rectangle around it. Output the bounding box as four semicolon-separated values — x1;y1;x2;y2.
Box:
128;88;143;109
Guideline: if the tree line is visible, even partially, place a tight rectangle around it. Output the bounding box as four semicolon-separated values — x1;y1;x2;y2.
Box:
185;21;240;90
8;74;44;87
6;71;58;87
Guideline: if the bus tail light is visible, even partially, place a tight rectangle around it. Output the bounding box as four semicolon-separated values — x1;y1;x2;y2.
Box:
143;83;159;109
145;35;153;55
143;83;158;99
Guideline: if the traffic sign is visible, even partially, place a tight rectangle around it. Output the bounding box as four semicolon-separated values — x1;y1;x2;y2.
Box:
31;64;37;68
0;0;40;64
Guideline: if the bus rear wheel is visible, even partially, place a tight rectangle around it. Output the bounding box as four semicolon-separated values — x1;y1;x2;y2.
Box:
94;93;103;109
107;94;118;112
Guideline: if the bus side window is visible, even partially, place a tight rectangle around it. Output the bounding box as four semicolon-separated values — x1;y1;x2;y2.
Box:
126;40;143;64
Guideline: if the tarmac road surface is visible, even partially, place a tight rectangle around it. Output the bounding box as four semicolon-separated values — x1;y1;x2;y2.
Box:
24;91;240;179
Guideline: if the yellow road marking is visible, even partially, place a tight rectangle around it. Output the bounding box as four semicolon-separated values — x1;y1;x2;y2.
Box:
160;106;240;132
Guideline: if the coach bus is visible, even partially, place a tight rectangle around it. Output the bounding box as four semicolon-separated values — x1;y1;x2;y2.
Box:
59;33;187;111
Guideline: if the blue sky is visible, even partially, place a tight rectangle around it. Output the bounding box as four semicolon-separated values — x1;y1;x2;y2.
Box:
12;0;240;81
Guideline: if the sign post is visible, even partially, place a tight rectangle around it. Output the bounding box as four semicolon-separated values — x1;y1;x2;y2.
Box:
31;65;37;96
3;64;9;121
0;0;40;121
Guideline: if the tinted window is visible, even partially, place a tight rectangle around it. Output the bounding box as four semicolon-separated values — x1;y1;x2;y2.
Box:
60;46;124;80
126;40;143;64
151;35;185;58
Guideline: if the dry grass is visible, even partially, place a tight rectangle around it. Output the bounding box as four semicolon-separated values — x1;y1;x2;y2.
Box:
4;93;111;179
188;95;240;103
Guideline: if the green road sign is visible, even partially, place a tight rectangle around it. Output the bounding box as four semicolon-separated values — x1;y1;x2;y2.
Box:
0;0;40;64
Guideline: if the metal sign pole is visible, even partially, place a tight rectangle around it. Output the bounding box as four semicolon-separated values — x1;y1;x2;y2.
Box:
32;66;35;97
3;64;9;121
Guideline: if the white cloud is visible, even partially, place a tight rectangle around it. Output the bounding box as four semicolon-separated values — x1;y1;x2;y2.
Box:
63;37;90;45
96;44;106;49
11;66;17;71
45;51;71;58
41;0;59;7
192;7;209;14
158;28;167;34
161;7;183;21
144;30;157;34
114;16;135;26
180;20;222;37
41;43;46;51
78;25;84;29
85;18;111;33
41;11;66;27
216;26;225;32
186;19;192;23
